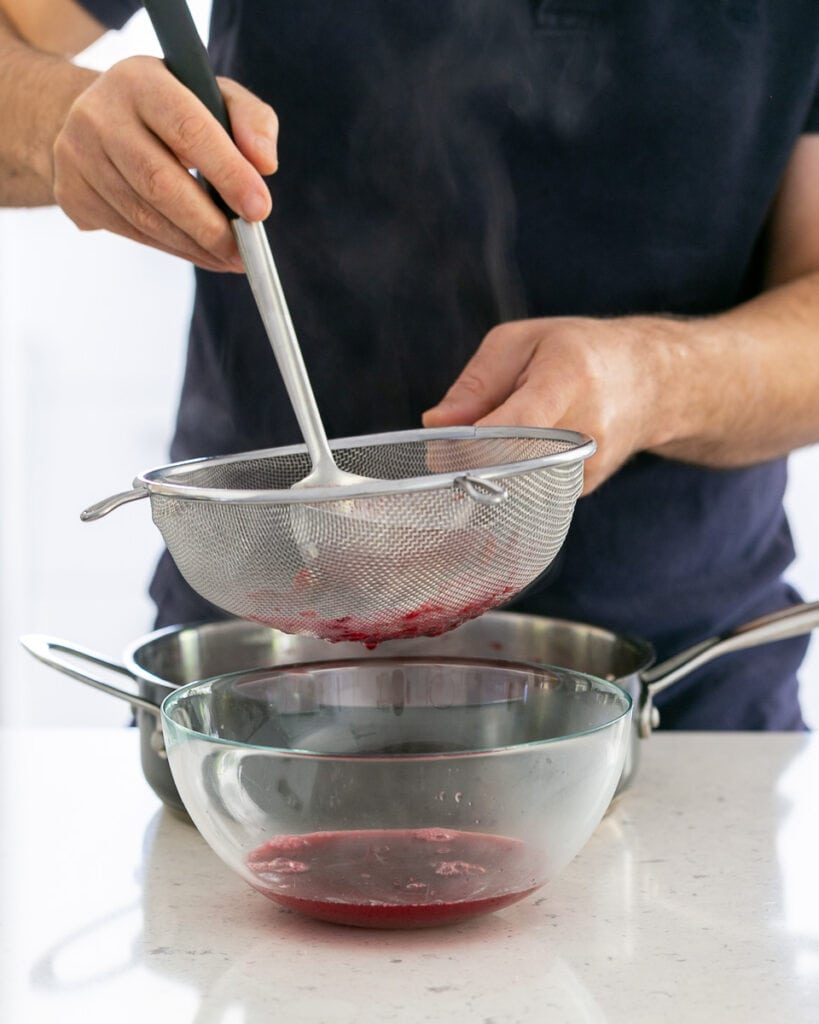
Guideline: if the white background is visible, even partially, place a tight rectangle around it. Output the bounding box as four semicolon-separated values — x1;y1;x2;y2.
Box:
0;6;816;728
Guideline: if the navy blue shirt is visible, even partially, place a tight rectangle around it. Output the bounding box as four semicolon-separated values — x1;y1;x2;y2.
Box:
81;1;819;728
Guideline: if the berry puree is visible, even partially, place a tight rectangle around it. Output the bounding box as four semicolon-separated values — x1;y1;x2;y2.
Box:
246;827;540;928
249;586;516;649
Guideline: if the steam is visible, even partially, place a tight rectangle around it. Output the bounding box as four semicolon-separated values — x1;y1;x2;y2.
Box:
209;1;614;446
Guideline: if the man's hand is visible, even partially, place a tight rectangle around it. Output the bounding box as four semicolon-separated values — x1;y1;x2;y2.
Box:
426;136;819;490
423;316;685;493
0;5;279;270
52;56;278;272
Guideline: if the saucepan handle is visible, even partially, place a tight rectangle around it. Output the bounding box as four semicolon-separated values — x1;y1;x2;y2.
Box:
20;635;161;717
638;601;819;737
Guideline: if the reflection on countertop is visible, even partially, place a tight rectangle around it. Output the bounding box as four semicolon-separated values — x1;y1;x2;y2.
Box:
2;729;818;1023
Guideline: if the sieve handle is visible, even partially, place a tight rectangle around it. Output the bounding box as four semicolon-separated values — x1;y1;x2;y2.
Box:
80;487;147;522
20;634;161;716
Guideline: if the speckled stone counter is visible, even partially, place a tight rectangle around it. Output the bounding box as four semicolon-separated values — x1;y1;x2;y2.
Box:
2;729;817;1023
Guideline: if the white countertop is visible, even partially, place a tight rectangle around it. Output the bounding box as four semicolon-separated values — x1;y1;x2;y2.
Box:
1;729;818;1023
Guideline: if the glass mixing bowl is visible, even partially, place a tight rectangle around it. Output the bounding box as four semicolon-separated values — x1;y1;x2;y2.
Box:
160;658;632;928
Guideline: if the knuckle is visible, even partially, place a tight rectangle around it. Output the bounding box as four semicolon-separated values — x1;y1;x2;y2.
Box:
143;163;178;205
573;342;602;381
195;218;227;252
52;177;69;208
112;56;138;78
212;160;244;194
71;88;101;120
52;135;72;170
53;182;90;233
131;201;163;237
53;121;87;164
452;372;488;397
59;99;85;133
541;329;597;379
482;324;509;349
106;58;137;90
173;112;210;152
111;55;153;85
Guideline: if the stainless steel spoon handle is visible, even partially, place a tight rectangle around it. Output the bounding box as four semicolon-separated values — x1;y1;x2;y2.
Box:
232;219;337;477
143;0;342;485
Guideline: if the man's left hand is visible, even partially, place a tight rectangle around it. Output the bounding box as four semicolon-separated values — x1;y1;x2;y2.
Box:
423;315;686;493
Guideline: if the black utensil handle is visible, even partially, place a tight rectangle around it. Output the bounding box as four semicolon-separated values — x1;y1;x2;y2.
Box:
142;0;237;219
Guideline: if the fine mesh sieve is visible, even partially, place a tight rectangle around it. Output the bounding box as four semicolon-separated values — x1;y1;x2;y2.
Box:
82;426;595;646
86;3;594;645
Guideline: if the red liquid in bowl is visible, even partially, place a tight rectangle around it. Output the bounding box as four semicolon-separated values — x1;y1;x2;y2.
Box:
246;827;541;928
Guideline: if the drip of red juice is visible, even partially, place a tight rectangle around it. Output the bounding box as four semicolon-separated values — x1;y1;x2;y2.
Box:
246;827;541;928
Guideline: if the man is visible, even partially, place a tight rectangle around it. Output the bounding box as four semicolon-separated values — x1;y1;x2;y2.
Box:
2;0;818;728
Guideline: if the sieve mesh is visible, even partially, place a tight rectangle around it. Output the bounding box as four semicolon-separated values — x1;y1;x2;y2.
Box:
147;432;588;646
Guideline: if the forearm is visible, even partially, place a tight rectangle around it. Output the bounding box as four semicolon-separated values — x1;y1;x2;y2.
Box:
652;272;819;467
0;11;96;206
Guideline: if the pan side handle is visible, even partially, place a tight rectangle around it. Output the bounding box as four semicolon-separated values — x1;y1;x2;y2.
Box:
20;635;160;716
638;601;819;737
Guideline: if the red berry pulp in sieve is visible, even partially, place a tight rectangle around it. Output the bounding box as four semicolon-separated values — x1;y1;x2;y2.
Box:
249;587;516;648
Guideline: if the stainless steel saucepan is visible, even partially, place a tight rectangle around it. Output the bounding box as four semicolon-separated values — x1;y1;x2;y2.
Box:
22;602;819;816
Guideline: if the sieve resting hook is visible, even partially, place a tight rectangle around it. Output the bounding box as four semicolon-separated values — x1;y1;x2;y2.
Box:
454;476;508;506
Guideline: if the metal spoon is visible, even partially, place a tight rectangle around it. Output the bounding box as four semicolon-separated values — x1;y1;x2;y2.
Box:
144;0;367;490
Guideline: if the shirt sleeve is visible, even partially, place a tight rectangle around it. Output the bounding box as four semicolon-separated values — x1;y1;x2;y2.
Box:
74;0;141;31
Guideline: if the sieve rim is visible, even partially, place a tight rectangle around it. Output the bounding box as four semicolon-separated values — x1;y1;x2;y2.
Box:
135;426;596;505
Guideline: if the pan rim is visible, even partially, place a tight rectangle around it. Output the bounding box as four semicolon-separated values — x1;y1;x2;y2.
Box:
158;655;634;761
124;612;657;691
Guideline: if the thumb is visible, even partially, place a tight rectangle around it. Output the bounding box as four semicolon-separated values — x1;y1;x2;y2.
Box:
219;77;279;178
423;323;537;427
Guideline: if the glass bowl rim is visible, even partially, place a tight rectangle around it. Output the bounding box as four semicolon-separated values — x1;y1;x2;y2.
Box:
159;656;633;761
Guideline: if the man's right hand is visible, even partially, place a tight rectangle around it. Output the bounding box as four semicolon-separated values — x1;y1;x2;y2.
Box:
51;55;279;272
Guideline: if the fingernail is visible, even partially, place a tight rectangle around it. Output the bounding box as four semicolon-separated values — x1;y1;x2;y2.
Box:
242;191;269;221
